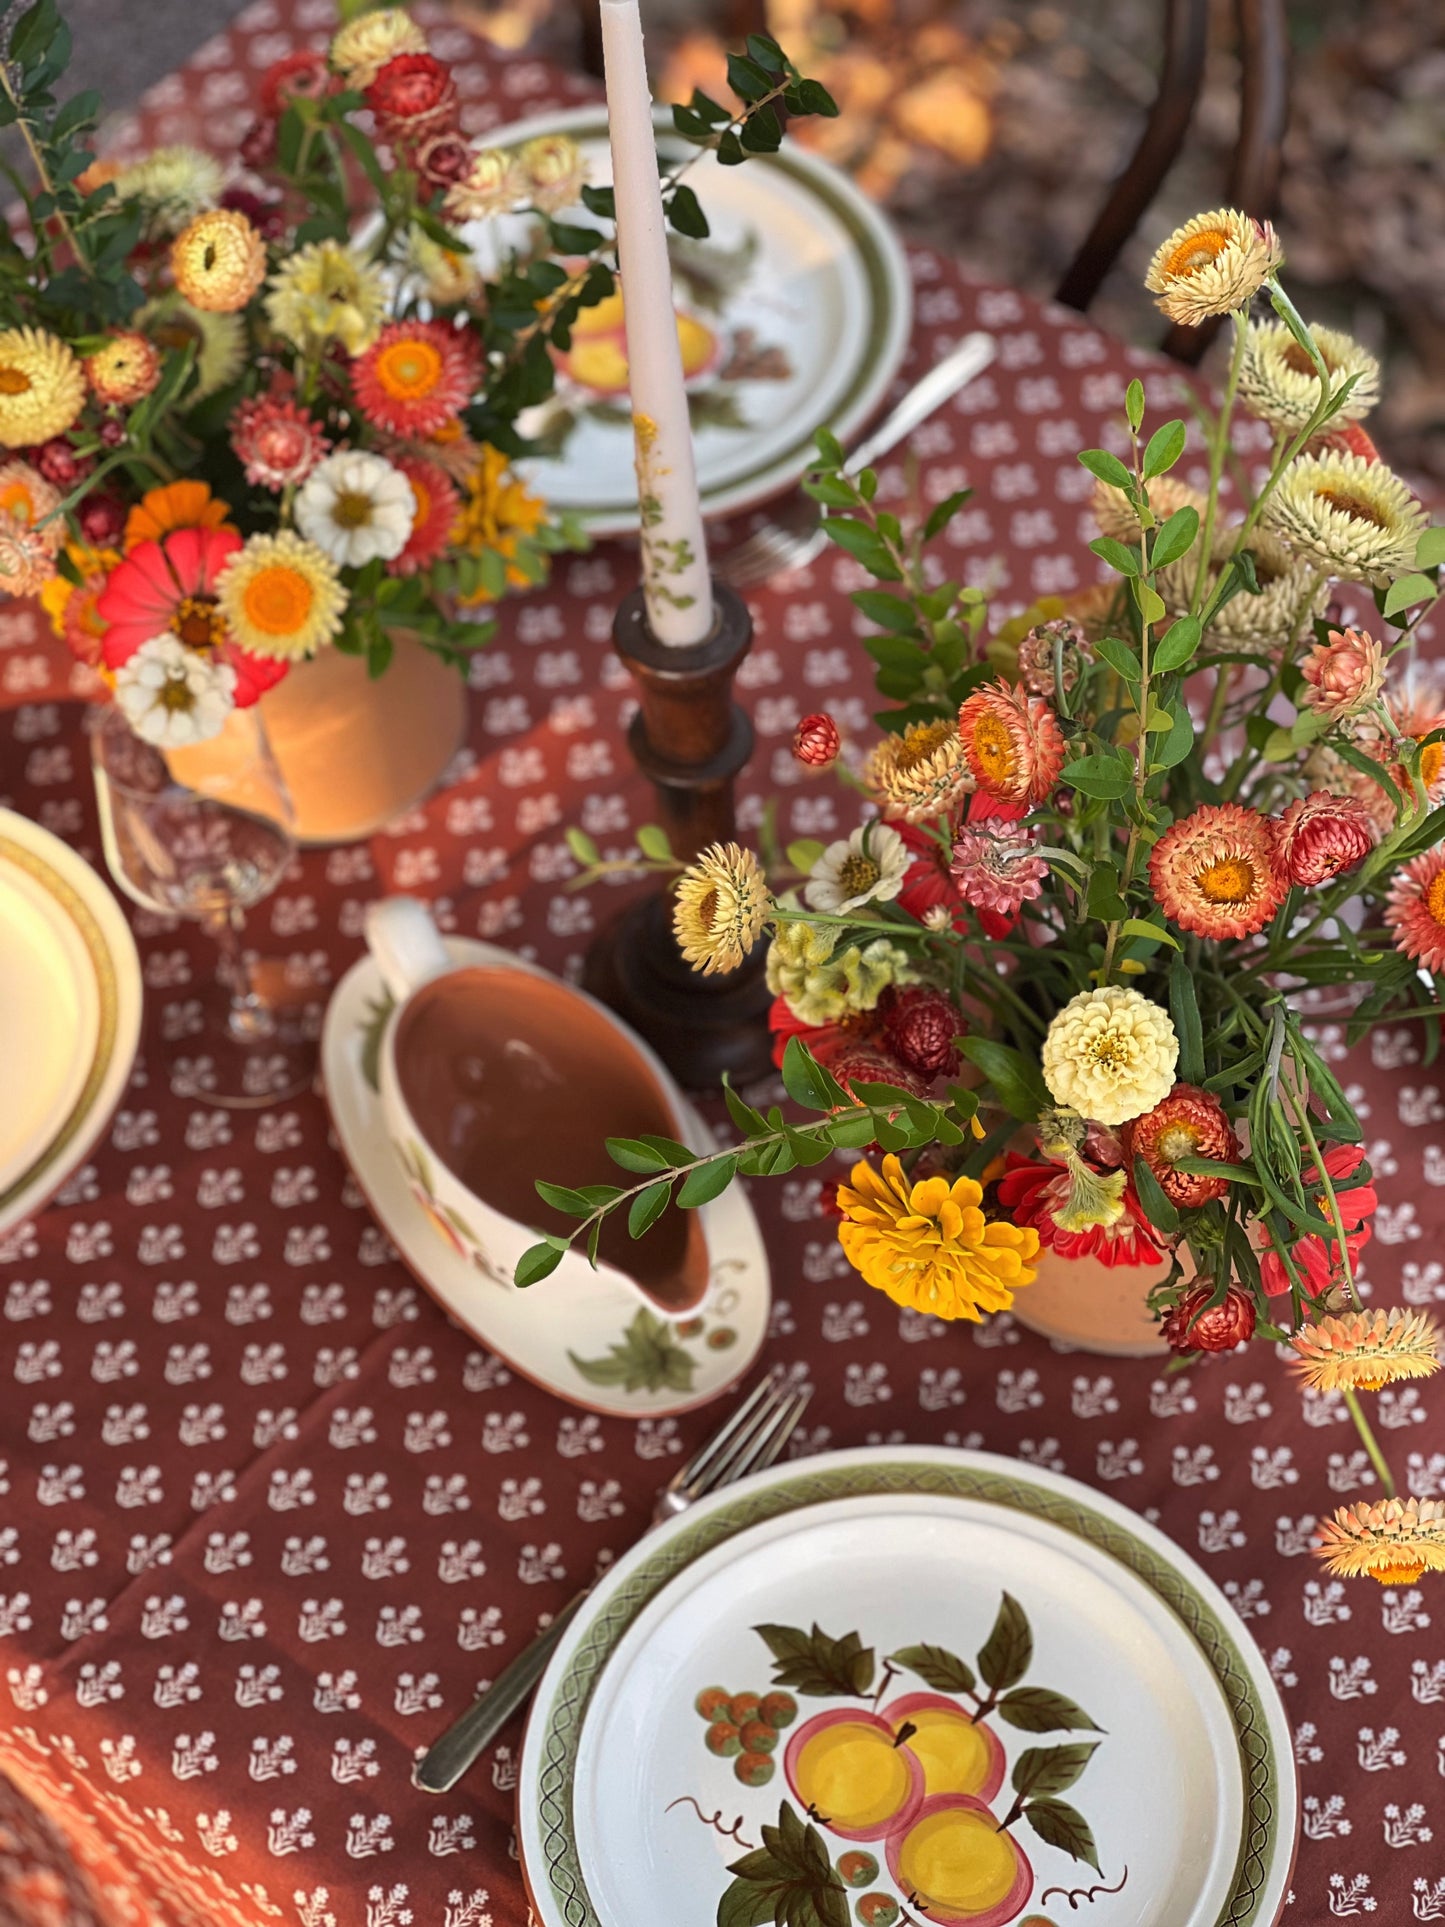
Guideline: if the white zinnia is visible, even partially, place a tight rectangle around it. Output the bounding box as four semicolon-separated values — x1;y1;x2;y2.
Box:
805;821;909;915
113;635;237;747
1041;985;1179;1128
294;450;417;570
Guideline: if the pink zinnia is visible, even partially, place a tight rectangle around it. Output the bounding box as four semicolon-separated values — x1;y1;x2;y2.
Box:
950;815;1047;921
1299;626;1384;722
957;679;1066;807
229;394;329;492
1272;790;1376;888
1386;849;1445;976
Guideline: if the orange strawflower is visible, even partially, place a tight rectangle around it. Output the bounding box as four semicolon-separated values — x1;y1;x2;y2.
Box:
957;680;1065;807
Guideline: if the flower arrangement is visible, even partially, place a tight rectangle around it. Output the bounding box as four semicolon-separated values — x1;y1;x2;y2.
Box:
537;210;1445;1589
0;1;835;744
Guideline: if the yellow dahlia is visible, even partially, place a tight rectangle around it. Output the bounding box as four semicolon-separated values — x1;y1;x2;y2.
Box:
1263;450;1426;585
1149;801;1286;941
214;531;346;662
330;6;428;87
84;331;162;407
265;242;388;357
136;295;246;403
114;144;223;237
1041;985;1178;1128
1314;1497;1445;1585
1239;321;1380;433
867;719;973;823
672;842;772;975
0;328;85;447
837;1153;1039;1321
1144;208;1283;327
171;208;267;315
1290;1308;1441;1395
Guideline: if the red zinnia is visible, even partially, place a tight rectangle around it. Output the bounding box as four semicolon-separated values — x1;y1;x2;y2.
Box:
365;52;458;152
387;455;460;577
96;527;286;708
351;318;480;437
1259;1143;1377;1297
995;1153;1162;1268
897;818;967;932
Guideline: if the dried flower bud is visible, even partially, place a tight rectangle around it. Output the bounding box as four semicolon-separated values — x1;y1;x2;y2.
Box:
793;712;840;768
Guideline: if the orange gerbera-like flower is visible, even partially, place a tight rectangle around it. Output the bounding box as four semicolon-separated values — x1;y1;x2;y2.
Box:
124;479;234;551
351;319;480;437
1385;849;1445;976
170;208;267;314
386;454;460;577
1290;1307;1441;1395
1148;801;1287;940
1123;1082;1240;1208
84;331;162;407
957;680;1065;807
1314;1496;1445;1585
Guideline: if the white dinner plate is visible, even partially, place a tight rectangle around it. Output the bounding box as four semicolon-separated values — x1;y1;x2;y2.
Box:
0;807;142;1234
464;105;913;534
519;1446;1295;1927
320;937;770;1416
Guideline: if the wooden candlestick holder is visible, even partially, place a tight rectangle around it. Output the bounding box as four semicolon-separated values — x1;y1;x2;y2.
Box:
583;580;774;1091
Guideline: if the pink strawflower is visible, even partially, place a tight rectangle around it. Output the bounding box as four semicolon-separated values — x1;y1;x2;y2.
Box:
1298;625;1384;721
0;523;57;596
1149;801;1287;940
949;815;1047;920
1386;849;1445;976
1272;790;1376;887
229;394;330;492
957;678;1066;806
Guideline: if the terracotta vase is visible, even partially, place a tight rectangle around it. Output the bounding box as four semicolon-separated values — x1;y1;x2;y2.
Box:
167;634;468;846
1010;1247;1171;1357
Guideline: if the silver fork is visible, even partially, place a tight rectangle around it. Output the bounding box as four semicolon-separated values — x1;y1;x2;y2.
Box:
716;330;997;590
413;1370;811;1793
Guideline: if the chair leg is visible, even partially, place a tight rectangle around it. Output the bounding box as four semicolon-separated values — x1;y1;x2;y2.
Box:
1055;0;1209;316
1161;0;1290;364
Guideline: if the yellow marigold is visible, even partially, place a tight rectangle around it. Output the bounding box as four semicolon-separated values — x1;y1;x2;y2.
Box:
1314;1496;1445;1585
171;208;267;315
0;328;86;447
1262;449;1427;585
837;1153;1039;1321
214;531;346;662
672;842;772;975
1290;1308;1441;1394
1041;985;1179;1128
330;6;428;87
84;331;162;407
265;241;388;357
1239;320;1381;433
1144;208;1283;327
450;444;548;605
867;719;973;823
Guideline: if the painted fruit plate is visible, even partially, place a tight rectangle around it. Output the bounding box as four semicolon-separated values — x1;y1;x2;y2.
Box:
0;807;142;1235
461;105;913;535
320;937;769;1417
518;1445;1295;1927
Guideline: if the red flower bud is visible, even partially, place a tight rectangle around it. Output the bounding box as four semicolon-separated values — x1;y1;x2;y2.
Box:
793;712;840;768
77;491;125;546
1161;1283;1257;1354
879;982;964;1081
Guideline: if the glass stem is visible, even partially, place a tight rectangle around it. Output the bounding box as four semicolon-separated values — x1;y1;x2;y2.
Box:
205;907;272;1043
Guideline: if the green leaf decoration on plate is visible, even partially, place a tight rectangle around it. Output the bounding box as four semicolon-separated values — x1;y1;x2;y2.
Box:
1010;1740;1101;1799
887;1643;977;1696
718;1802;850;1927
996;1686;1103;1734
359;991;395;1095
1021;1795;1103;1872
754;1623;875;1698
567;1308;698;1394
977;1590;1033;1692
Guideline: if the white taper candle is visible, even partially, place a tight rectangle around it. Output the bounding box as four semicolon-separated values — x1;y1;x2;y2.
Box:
598;0;714;646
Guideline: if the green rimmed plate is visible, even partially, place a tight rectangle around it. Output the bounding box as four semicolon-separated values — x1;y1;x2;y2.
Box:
518;1446;1295;1927
464;105;912;536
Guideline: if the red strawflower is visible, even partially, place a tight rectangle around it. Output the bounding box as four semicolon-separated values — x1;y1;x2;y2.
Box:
220;186;286;244
879;983;963;1080
97;418;126;448
77;492;125;546
1161;1284;1257;1353
260;48;334;116
365;52;458;152
1272;790;1376;888
995;1153;1162;1268
96;527;286;708
1259;1143;1377;1297
1310;420;1380;465
1123;1083;1240;1208
30;438;91;490
351;318;480;437
240;117;277;171
793;713;841;769
827;1043;930;1102
229;394;330;492
1385;849;1445;977
387;455;460;577
413;130;473;191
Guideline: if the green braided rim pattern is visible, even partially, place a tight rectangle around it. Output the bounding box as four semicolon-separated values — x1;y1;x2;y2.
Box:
532;1461;1280;1927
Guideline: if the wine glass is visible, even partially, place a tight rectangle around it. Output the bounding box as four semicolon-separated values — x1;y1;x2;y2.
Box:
90;704;313;1108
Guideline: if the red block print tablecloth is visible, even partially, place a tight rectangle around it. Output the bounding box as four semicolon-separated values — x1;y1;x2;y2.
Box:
2;6;1445;1924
